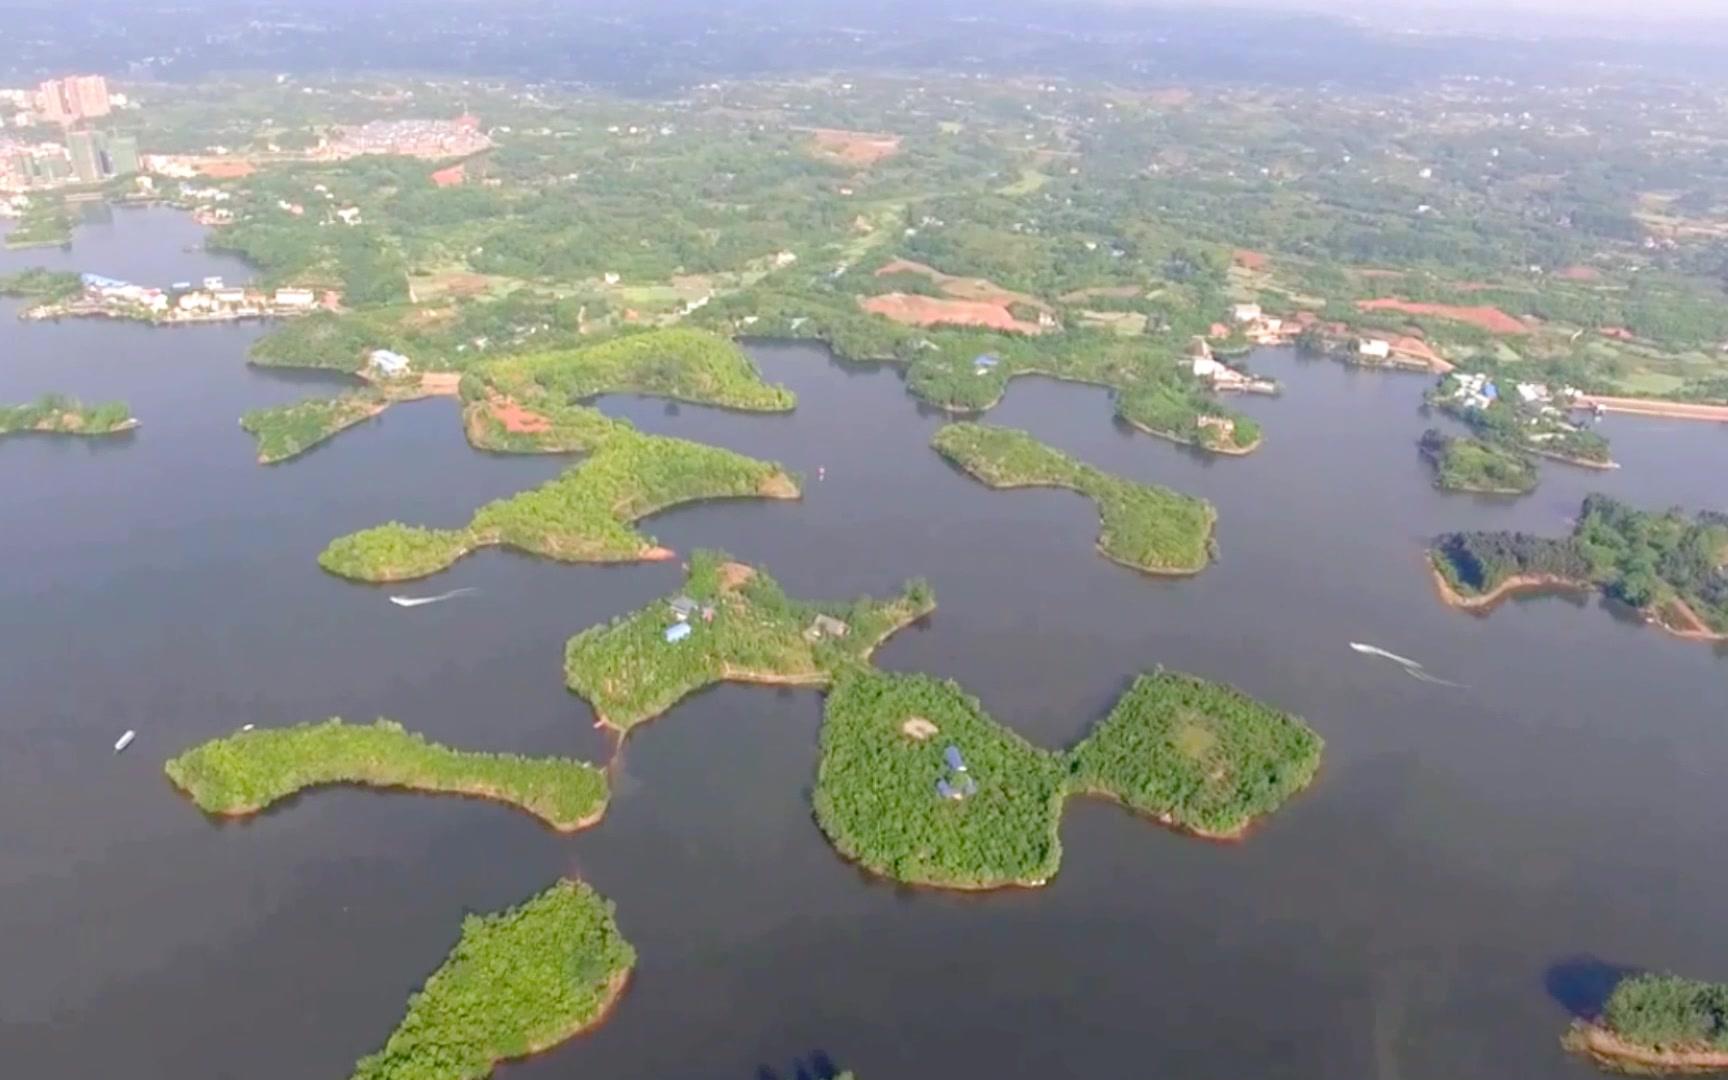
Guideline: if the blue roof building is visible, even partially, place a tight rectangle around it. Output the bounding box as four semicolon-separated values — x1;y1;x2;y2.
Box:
664;622;693;644
944;746;968;772
973;353;1000;370
936;778;956;799
81;273;130;291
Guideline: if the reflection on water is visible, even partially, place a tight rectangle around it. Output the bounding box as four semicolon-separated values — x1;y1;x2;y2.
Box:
3;210;1728;1080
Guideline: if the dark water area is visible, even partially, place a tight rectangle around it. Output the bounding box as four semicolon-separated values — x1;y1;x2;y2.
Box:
4;209;1727;1080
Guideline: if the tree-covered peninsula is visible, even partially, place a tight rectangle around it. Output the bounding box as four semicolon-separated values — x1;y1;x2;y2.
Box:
351;879;635;1080
164;719;609;831
932;422;1216;574
1564;971;1728;1074
461;327;795;452
318;433;799;582
0;269;82;301
1431;494;1728;640
1417;428;1538;495
564;550;934;731
813;668;1322;890
241;392;391;464
0;394;137;438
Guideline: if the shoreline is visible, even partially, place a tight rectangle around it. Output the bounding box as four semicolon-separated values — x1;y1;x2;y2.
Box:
1564;1022;1728;1074
168;774;609;832
1122;414;1259;456
1527;445;1619;471
1429;560;1728;643
511;969;634;1062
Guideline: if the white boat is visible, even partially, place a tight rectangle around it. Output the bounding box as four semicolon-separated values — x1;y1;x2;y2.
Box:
1349;642;1424;669
389;587;477;608
113;730;136;753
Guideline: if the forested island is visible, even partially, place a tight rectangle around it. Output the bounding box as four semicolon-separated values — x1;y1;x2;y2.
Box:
564;550;934;731
1417;428;1538;495
932;422;1216;574
0;269;83;301
1563;971;1728;1074
814;668;1322;889
351;879;635;1080
318;433;799;581
0;395;137;439
164;718;610;830
241;391;391;464
1431;495;1728;640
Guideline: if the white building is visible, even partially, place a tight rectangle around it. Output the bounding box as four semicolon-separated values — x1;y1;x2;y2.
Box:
212;287;247;305
1358;338;1392;360
1231;303;1263;323
274;288;316;308
368;349;411;377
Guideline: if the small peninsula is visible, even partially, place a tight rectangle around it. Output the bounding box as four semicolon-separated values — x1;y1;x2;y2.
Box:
462;327;796;453
1417;428;1538;495
1431;494;1728;641
932;422;1216;574
351;879;635;1080
0;395;137;439
1563;972;1728;1074
813;668;1322;890
564;550;934;731
241;392;391;464
164;718;609;831
0;269;82;302
318;432;800;582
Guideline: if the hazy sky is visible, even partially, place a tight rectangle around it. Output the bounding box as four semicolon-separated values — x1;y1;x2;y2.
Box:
1235;0;1722;17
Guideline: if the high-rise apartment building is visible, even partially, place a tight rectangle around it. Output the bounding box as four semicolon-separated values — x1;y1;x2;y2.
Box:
65;130;136;183
36;75;112;125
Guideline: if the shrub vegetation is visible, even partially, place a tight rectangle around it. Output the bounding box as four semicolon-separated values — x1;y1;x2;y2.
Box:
1595;973;1728;1053
319;433;799;581
565;550;934;730
164;718;609;830
241;392;388;463
0;394;135;437
0;269;83;300
932;422;1215;573
1417;428;1538;494
351;879;635;1080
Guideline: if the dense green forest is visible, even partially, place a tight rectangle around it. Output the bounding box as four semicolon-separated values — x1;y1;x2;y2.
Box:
1067;671;1323;839
1417;428;1539;495
240;392;386;463
0;394;135;437
932;422;1216;573
564;550;933;730
351;880;635;1080
318;432;798;581
164;718;609;830
1432;495;1728;634
814;666;1322;888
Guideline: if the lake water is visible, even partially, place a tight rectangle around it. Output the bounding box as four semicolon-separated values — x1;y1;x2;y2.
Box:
3;207;1726;1080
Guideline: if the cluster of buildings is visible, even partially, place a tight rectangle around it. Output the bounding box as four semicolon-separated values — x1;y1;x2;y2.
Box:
1443;372;1581;416
319;115;491;161
1186;337;1279;395
32;274;328;323
0;73;139;192
34;76;114;126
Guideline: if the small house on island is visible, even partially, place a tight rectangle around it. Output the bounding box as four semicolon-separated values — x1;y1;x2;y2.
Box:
1357;338;1392;361
806;614;850;640
944;745;968;773
664;622;692;644
669;596;699;620
973;353;1001;376
368;349;412;377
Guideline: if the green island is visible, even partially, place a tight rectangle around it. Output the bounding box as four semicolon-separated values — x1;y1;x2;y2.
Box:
2;200;73;249
1417;428;1538;495
931;422;1216;574
351;879;635;1080
814;669;1323;889
1563;972;1728;1074
564;550;934;731
0;394;137;439
163;718;609;831
241;391;392;464
318;432;800;581
0;269;84;302
1430;494;1728;641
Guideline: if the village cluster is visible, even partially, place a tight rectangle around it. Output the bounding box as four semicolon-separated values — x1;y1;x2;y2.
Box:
22;273;335;323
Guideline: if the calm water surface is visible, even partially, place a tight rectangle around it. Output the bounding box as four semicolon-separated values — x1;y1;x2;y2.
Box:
3;208;1726;1080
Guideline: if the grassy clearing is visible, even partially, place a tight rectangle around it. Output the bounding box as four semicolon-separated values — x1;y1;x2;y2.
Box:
164;718;609;830
564;550;934;731
318;432;799;582
351;879;635;1080
932;422;1215;574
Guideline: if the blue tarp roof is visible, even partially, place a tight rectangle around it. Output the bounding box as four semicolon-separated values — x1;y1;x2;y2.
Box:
944;746;967;772
936;778;955;799
973;354;1000;367
664;622;692;643
81;273;129;290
